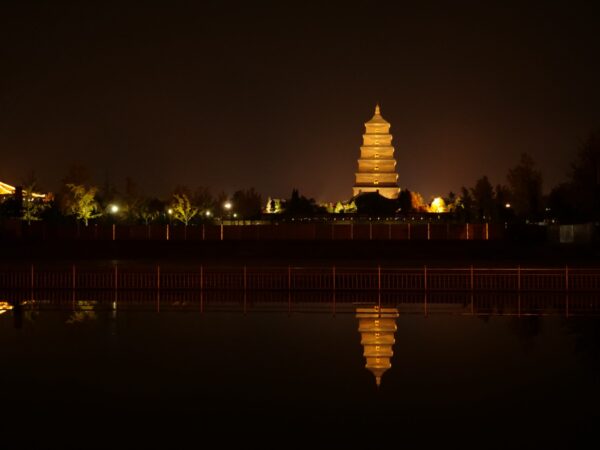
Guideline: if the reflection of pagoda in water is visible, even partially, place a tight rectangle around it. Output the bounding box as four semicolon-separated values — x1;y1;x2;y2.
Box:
356;306;399;387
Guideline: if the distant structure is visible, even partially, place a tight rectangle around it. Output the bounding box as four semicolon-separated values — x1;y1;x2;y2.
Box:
353;105;400;199
0;180;50;200
356;306;399;387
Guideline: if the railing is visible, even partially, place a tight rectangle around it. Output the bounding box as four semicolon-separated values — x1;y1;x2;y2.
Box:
4;222;504;241
3;290;600;317
1;265;600;292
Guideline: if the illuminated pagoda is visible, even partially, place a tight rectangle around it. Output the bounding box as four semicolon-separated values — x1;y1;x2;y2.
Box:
356;306;399;387
353;105;400;199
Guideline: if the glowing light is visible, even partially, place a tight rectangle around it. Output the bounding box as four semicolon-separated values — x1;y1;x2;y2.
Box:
224;202;232;210
0;301;13;315
205;210;212;217
233;213;237;218
109;204;119;214
167;208;173;215
429;197;447;213
505;203;511;208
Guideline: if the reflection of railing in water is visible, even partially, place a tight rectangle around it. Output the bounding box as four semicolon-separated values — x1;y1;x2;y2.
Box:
2;290;600;316
1;266;600;292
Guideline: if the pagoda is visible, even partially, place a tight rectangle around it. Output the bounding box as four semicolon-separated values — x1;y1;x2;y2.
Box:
352;105;400;199
356;306;399;387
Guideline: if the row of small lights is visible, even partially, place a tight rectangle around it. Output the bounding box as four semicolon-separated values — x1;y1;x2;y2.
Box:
108;202;515;216
108;201;237;218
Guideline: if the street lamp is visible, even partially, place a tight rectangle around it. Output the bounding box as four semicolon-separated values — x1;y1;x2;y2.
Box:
109;204;119;214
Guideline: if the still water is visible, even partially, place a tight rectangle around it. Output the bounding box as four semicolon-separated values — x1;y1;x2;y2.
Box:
1;293;599;448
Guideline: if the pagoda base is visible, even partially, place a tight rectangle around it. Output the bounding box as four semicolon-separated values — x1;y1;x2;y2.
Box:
353;186;399;200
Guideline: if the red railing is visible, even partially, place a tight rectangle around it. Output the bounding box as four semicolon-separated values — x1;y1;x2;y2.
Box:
1;265;600;292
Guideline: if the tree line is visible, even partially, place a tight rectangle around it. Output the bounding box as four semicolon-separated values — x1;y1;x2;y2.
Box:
1;130;598;225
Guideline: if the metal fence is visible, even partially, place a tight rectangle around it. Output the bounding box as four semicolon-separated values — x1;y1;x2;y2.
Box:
1;265;599;292
3;222;504;241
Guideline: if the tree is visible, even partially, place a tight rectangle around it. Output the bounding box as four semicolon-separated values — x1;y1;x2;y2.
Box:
456;186;474;222
193;186;215;214
21;173;47;225
568;131;600;222
397;189;413;213
137;198;163;225
285;188;323;216
66;184;102;226
494;184;513;222
470;176;494;221
59;164;91;214
231;188;262;219
171;193;199;226
507;153;543;221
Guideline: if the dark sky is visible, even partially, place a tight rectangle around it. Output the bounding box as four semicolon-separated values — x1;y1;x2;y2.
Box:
1;1;599;202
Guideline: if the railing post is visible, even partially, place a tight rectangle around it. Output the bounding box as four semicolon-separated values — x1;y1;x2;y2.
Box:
427;223;430;241
485;222;489;240
378;265;381;308
470;265;474;292
157;265;161;291
166;224;170;241
466;223;470;240
112;223;116;241
220;224;224;241
332;265;336;292
30;264;34;292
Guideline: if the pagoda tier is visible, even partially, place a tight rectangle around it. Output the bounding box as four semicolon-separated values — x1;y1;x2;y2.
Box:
352;105;400;199
356;306;399;387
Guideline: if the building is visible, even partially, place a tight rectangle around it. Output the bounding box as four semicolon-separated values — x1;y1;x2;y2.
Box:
356;305;399;387
353;105;400;199
0;180;49;200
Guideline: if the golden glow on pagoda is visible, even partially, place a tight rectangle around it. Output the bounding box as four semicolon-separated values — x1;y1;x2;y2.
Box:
353;105;400;199
356;305;399;387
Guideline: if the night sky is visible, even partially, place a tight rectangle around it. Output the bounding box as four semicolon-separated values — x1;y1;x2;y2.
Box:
1;1;599;202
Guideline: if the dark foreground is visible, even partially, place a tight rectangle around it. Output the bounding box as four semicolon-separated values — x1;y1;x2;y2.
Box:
1;240;599;267
1;297;599;448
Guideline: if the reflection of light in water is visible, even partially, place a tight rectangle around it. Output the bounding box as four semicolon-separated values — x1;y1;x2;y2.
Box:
0;301;13;315
356;305;399;387
66;300;97;324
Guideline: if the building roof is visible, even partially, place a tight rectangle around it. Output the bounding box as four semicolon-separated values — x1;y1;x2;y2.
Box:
0;181;15;195
365;104;390;126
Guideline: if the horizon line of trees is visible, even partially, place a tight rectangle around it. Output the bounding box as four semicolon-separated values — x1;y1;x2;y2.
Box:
1;130;598;225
